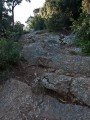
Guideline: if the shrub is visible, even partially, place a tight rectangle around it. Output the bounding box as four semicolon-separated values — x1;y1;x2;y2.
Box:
82;41;90;55
72;13;90;55
82;0;90;14
14;22;24;35
0;38;21;69
72;13;90;40
5;22;24;41
45;13;71;31
26;15;46;31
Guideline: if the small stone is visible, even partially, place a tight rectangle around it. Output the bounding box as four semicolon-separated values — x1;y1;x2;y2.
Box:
55;69;65;74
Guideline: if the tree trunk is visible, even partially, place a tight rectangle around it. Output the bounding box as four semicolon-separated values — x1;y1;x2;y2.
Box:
0;0;3;33
12;6;14;26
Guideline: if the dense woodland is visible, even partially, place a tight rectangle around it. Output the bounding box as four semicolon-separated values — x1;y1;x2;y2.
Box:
0;0;90;69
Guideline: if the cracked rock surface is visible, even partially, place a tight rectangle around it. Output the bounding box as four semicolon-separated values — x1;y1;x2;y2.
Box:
1;79;90;120
1;31;90;120
22;31;90;75
37;73;90;106
39;73;72;95
71;77;90;106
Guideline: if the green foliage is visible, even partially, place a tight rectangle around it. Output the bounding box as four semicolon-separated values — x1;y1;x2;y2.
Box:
40;0;82;31
58;0;82;20
72;13;90;55
72;14;90;40
14;22;24;34
41;0;82;20
82;41;90;55
0;0;12;35
45;13;71;31
0;0;30;32
82;0;90;14
12;22;24;41
40;0;60;19
26;15;46;31
0;38;21;69
0;0;28;73
4;22;24;41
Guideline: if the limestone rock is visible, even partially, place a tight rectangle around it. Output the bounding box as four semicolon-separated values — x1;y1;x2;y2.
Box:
0;79;90;120
62;33;75;45
71;77;90;106
22;42;47;65
21;31;90;75
49;54;90;74
39;73;72;95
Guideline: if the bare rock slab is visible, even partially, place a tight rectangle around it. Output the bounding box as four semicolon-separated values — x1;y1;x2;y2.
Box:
37;73;90;107
49;54;90;74
39;73;72;95
71;77;90;106
21;32;90;74
0;79;90;120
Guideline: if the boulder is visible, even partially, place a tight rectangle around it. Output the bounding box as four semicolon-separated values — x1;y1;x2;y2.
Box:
39;73;72;95
71;77;90;106
22;42;47;65
0;79;90;120
36;96;90;120
36;73;90;106
21;31;90;74
62;33;76;45
68;47;82;55
49;54;90;74
43;40;61;54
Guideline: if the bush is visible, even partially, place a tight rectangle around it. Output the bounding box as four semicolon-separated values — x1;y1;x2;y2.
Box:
45;13;71;31
72;13;90;40
26;15;46;31
82;41;90;55
72;13;90;55
5;22;24;41
0;38;21;69
14;22;24;35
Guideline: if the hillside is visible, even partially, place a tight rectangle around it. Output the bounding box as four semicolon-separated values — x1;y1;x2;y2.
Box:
0;31;90;120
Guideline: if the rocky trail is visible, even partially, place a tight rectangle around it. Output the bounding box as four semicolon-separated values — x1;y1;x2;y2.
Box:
0;31;90;120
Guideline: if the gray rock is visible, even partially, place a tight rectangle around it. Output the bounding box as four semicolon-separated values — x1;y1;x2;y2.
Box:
45;34;60;44
36;96;90;120
62;33;76;45
39;73;72;95
0;79;90;120
23;42;90;74
67;47;82;55
20;33;36;44
42;34;61;54
36;73;90;107
22;42;47;65
49;54;90;74
0;79;32;119
43;40;61;54
71;77;90;106
21;32;90;74
38;57;52;67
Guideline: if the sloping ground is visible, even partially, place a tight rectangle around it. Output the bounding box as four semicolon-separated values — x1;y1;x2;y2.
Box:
0;79;90;120
0;31;90;120
22;31;90;75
